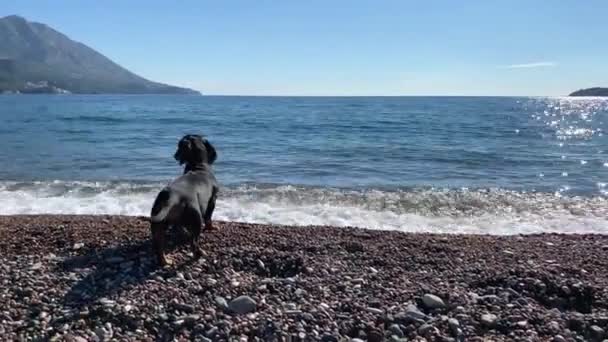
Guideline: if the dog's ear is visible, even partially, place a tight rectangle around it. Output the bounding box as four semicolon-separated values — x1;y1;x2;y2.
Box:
203;139;217;164
175;135;193;164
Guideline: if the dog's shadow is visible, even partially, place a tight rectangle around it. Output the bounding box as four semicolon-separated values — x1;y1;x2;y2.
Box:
61;228;192;308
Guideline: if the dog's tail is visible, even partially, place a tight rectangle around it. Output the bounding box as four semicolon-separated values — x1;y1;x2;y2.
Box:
150;189;174;223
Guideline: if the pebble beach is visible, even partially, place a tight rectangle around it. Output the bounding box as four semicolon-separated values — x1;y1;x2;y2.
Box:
1;215;607;341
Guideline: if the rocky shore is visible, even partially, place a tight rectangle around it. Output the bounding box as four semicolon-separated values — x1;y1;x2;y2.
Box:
0;215;607;341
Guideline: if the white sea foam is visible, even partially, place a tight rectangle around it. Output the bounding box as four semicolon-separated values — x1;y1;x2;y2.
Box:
0;181;606;235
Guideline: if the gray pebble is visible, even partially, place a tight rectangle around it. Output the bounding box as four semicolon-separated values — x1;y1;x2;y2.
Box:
214;296;229;311
553;335;567;342
422;294;446;309
418;323;437;335
366;307;383;315
228;295;257;314
448;318;460;335
589;325;605;340
481;313;498;327
395;304;427;323
388;324;404;338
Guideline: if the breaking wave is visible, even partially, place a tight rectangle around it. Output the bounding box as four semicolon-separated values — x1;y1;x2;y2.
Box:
1;181;606;235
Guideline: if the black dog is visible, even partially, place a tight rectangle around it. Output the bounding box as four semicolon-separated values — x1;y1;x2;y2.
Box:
149;134;219;266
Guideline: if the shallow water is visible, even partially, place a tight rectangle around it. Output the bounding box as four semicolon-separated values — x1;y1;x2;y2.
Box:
1;95;607;234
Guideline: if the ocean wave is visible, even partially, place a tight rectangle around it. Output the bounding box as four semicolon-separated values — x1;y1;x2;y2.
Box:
0;181;606;235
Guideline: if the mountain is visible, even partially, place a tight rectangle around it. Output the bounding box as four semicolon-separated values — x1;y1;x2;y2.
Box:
0;15;200;94
569;87;608;97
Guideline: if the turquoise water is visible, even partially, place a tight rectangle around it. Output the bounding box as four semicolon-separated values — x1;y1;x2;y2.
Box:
1;95;607;234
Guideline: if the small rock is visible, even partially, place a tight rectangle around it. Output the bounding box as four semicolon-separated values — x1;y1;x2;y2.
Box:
172;302;195;313
448;318;460;336
228;296;257;314
31;262;43;270
214;296;229;311
395;304;427;323
422;294;446;309
351;339;365;342
548;321;561;333
516;320;528;328
589;325;605;340
418;323;437;335
553;335;567;342
366;307;383;315
301;313;315;322
98;298;116;307
481;313;498;327
64;335;88;342
321;333;338;342
388;324;404;338
206;326;219;337
480;295;500;303
284;302;297;311
95;325;113;341
72;243;85;250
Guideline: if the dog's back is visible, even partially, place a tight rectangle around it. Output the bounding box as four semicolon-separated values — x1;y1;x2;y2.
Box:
150;167;217;224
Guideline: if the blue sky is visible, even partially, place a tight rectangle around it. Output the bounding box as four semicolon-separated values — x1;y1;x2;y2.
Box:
2;1;607;96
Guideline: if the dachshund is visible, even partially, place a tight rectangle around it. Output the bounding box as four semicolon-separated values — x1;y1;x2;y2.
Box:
149;134;219;266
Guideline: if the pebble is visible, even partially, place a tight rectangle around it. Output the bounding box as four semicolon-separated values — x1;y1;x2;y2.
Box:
321;334;338;342
589;325;605;340
284;302;297;310
214;296;229;311
448;318;460;335
548;321;561;333
366;307;383;315
64;335;88;342
388;324;404;338
396;304;427;323
285;310;302;316
422;294;446;309
481;313;498;327
72;242;84;250
418;323;437;335
552;335;567;342
228;296;257;314
172;302;196;313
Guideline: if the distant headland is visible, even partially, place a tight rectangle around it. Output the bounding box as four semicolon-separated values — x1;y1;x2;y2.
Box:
0;15;200;95
569;87;608;97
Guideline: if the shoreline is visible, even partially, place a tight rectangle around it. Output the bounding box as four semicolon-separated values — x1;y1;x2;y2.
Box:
1;215;607;341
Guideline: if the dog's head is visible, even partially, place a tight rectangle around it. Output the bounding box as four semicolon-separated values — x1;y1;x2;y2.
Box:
174;134;217;166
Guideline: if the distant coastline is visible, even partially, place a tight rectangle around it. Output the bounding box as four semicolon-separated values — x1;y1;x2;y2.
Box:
569;87;608;97
0;15;200;95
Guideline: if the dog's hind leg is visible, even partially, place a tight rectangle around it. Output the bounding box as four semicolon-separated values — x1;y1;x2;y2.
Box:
204;186;219;231
184;206;204;260
151;222;171;266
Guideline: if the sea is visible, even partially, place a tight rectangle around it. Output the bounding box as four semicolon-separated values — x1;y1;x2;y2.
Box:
0;95;607;235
